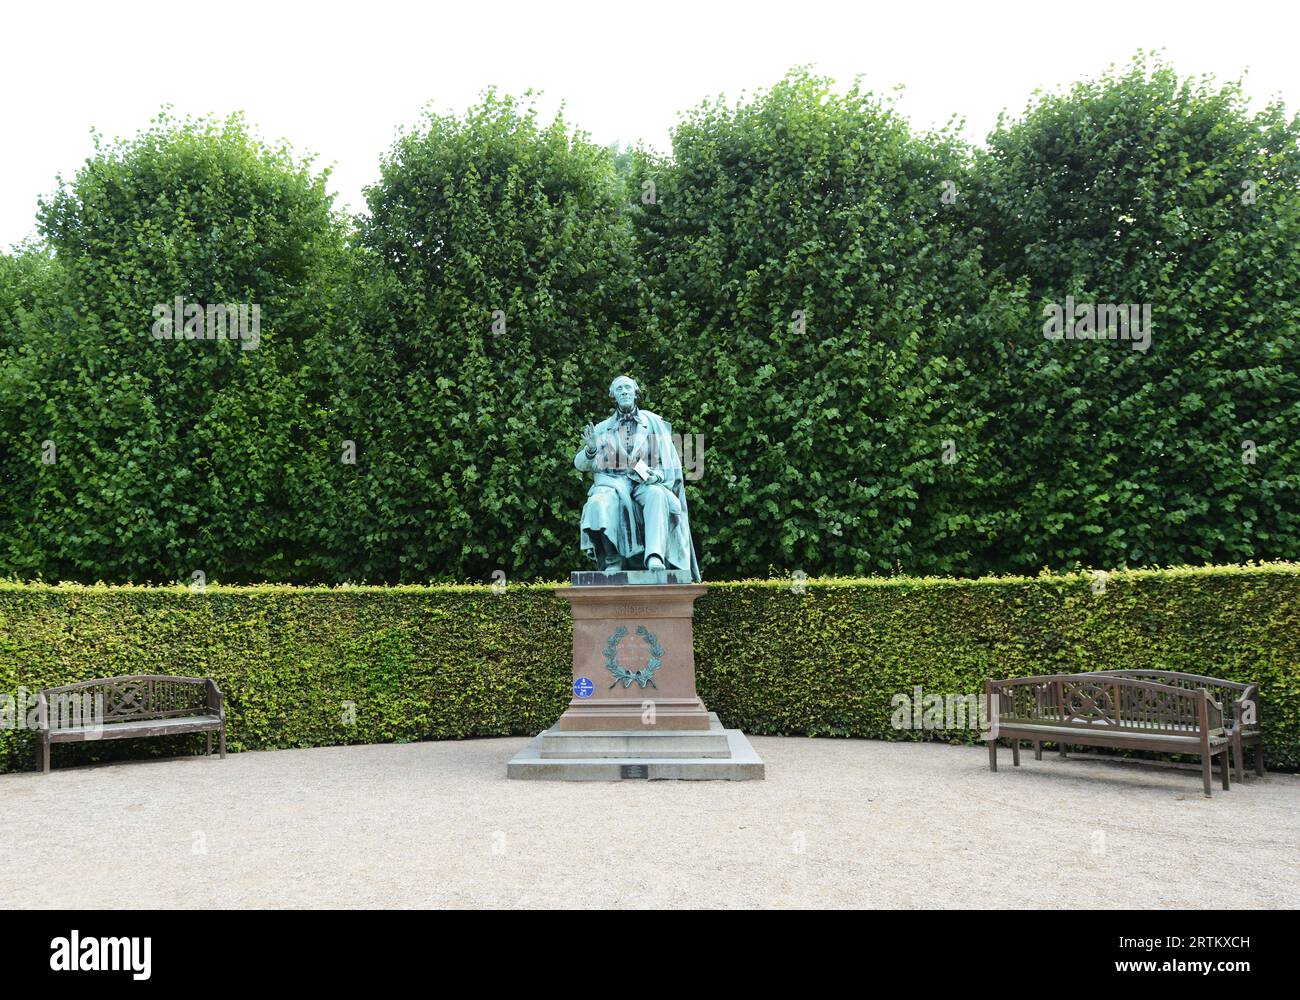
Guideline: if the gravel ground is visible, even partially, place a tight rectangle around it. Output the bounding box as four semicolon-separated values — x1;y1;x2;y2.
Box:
3;737;1296;909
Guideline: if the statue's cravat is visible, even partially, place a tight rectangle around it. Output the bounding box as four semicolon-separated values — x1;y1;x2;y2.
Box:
616;408;639;466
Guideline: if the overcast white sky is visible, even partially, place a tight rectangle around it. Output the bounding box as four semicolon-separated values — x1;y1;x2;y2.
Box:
3;0;1297;249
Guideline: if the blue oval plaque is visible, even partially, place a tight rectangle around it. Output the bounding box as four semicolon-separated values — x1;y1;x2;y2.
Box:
573;677;595;699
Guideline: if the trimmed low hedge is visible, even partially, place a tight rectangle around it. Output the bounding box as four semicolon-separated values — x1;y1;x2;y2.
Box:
2;563;1297;773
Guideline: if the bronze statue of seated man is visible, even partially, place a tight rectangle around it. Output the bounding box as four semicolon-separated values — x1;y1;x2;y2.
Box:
574;375;700;581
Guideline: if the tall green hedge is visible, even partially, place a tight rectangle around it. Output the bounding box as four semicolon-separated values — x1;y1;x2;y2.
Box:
628;73;1027;576
968;56;1300;572
2;60;1298;584
2;564;1296;773
340;91;645;583
1;112;352;583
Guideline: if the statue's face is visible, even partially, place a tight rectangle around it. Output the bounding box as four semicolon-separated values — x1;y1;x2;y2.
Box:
610;378;638;411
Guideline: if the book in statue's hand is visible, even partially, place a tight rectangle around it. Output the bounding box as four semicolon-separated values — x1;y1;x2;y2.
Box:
633;459;651;482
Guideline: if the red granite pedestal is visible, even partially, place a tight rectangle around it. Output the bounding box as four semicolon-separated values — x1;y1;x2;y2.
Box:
506;582;765;780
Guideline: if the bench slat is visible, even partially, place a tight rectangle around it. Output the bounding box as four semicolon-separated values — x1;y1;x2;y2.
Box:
47;713;223;743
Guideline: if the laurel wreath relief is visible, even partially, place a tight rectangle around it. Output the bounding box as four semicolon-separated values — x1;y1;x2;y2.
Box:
603;625;664;689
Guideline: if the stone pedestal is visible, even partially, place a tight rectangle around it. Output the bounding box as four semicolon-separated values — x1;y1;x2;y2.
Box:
554;583;712;731
506;582;764;781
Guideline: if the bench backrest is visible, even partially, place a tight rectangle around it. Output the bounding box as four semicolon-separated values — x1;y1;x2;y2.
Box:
40;675;215;727
1088;669;1258;730
988;674;1223;736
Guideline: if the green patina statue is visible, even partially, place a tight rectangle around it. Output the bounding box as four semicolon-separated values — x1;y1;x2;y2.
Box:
575;375;701;582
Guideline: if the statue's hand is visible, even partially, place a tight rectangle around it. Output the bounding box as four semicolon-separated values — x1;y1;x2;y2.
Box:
646;469;665;486
581;422;597;454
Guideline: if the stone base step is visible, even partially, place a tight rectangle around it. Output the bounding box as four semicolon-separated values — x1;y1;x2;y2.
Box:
508;717;765;781
539;713;732;758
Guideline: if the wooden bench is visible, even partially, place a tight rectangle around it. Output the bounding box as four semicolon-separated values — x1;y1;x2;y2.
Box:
36;675;226;774
985;673;1231;796
1088;669;1263;783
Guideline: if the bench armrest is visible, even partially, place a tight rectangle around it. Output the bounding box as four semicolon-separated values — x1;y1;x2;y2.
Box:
1228;683;1260;732
1202;689;1225;732
35;691;49;733
206;679;225;719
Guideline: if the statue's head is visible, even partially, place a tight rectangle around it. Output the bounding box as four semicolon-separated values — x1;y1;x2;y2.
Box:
609;375;639;412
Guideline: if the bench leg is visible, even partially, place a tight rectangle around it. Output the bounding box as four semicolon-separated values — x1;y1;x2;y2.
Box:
1058;742;1067;758
1233;734;1244;783
206;732;213;756
219;726;226;759
987;739;997;772
1034;740;1042;761
41;737;50;775
1221;749;1231;791
1255;744;1265;777
1011;739;1021;767
1201;753;1212;797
